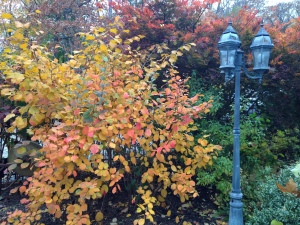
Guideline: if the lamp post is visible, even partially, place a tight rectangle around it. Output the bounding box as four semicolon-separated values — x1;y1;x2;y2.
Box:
217;21;274;225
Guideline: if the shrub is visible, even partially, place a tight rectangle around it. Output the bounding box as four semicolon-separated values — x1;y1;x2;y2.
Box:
0;16;221;224
246;164;300;225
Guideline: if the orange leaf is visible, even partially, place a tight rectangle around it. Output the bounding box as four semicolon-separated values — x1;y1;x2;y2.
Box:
19;186;26;193
276;178;300;197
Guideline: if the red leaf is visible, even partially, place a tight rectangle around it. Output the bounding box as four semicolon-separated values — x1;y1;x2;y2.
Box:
169;140;176;148
20;198;30;204
90;144;99;154
123;92;130;99
82;126;89;135
64;137;74;143
127;129;135;138
145;129;151;137
74;108;80;115
136;122;142;130
157;146;163;154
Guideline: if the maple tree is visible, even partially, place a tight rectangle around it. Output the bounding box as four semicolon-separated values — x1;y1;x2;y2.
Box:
0;13;221;224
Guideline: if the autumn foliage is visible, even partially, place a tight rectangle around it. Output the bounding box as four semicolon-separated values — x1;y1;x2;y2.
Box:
0;14;221;224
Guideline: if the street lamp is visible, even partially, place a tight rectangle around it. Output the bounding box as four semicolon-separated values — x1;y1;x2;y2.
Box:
217;21;274;225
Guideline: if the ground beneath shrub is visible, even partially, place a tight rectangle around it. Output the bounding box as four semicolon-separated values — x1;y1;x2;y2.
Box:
0;180;228;225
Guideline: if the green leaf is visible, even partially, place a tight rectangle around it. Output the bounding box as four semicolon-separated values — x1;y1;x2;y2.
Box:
14;159;23;164
17;147;27;155
8;164;17;171
102;56;108;62
83;109;93;123
21;162;30;169
291;163;300;177
271;220;283;225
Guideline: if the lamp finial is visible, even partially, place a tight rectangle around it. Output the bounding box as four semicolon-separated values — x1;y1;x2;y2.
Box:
260;19;264;27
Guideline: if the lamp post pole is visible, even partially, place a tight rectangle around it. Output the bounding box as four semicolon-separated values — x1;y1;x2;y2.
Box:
229;49;243;224
217;21;274;225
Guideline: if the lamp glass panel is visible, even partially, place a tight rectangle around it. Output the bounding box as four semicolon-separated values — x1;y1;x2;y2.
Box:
261;49;271;68
219;49;228;68
219;49;236;68
227;49;236;67
252;48;271;70
252;48;262;69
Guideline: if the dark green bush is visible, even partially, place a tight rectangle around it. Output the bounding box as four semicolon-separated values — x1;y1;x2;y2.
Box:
246;165;300;225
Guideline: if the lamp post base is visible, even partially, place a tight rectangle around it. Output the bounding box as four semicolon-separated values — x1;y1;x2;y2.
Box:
229;192;244;225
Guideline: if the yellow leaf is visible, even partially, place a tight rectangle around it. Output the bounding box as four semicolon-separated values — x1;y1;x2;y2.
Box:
198;139;208;147
13;31;24;41
109;40;117;49
138;218;145;225
161;189;167;198
156;153;165;162
33;113;45;124
167;210;171;217
20;43;27;50
69;59;77;67
177;184;183;191
136;208;142;213
101;185;108;194
125;165;130;172
95;211;103;222
100;44;108;53
1;13;13;19
98;27;105;32
109;142;116;149
110;28;118;34
86;35;95;41
176;216;180;223
6;72;24;84
15;117;27;129
0;88;14;95
185;158;192;166
171;165;177;172
4;113;15;122
35;10;41;14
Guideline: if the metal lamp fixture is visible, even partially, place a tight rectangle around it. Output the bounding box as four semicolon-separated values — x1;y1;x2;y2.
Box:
217;20;273;225
250;23;274;75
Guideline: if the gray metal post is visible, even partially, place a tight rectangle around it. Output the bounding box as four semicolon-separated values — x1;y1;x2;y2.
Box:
229;49;244;225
